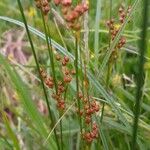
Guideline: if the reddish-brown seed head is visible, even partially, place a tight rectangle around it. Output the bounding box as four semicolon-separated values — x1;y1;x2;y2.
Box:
54;0;61;5
61;0;72;6
64;56;69;62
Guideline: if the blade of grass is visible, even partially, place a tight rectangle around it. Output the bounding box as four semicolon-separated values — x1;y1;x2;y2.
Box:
0;54;56;149
2;112;20;150
0;133;13;149
132;0;149;149
44;101;76;145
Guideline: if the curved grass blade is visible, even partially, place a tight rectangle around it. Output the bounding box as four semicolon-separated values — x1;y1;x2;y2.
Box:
0;54;56;149
2;112;20;150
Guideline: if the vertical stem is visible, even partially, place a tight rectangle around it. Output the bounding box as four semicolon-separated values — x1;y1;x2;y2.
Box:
17;1;60;149
60;119;63;150
82;0;89;64
75;34;82;133
132;0;149;149
41;13;58;92
41;13;61;150
94;0;102;64
100;0;112;123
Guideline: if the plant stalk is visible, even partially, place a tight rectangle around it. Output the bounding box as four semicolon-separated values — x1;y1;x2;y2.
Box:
132;0;149;149
17;0;60;149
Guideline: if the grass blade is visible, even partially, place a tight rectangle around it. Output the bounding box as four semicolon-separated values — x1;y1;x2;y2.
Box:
2;112;20;150
0;54;56;149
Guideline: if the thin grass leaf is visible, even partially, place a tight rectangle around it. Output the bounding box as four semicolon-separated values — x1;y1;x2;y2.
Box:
117;87;150;112
104;118;146;149
44;101;76;145
0;54;56;149
99;126;109;150
2;112;20;150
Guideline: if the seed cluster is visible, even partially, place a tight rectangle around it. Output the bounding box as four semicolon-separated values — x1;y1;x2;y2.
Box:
35;0;50;15
77;94;100;143
106;5;131;47
40;54;75;111
106;5;131;62
106;18;126;49
53;0;89;31
40;68;54;88
119;5;131;24
82;122;98;143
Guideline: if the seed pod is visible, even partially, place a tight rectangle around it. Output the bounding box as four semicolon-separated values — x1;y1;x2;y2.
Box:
41;0;49;6
56;54;61;61
42;5;50;15
61;0;72;7
35;1;41;8
64;56;69;62
54;0;61;5
62;60;67;66
85;116;91;124
71;69;76;75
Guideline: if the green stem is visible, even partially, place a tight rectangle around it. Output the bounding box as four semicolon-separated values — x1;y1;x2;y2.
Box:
60;119;63;150
100;63;110;122
100;0;112;123
75;35;82;133
132;0;149;149
40;12;61;150
41;12;58;93
17;1;60;149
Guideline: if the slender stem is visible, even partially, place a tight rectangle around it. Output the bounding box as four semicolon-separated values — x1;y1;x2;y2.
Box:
17;0;55;133
40;12;61;150
75;34;82;133
100;63;110;122
100;0;112;123
60;119;63;150
132;0;149;149
41;13;58;93
17;1;60;149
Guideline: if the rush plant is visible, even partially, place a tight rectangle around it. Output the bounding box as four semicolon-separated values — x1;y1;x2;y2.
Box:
0;0;149;150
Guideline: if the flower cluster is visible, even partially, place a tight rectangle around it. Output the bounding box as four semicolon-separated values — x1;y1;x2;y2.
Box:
106;5;131;52
40;53;75;111
40;68;54;88
53;0;89;31
82;122;98;143
119;5;131;24
106;19;126;50
35;0;50;15
77;94;100;143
